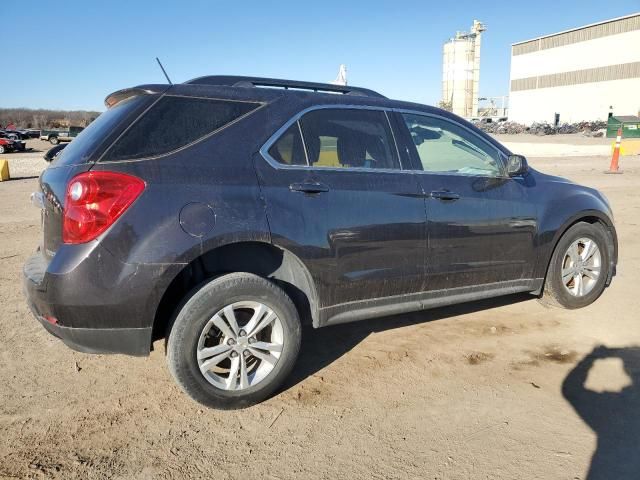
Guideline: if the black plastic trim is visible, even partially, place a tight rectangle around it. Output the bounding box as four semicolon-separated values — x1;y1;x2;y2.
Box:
320;279;544;326
184;75;385;98
35;314;151;356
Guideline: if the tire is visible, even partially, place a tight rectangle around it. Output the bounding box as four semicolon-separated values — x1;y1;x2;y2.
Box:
541;222;610;309
49;136;59;145
167;272;302;409
0;146;5;154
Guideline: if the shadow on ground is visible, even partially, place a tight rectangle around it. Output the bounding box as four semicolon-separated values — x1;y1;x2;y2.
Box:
563;346;640;480
4;175;40;181
284;292;533;390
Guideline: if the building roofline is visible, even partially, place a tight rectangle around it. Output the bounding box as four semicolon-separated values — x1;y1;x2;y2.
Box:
511;11;639;46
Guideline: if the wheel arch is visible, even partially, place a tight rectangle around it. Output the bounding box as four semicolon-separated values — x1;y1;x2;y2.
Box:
536;209;617;292
152;241;319;344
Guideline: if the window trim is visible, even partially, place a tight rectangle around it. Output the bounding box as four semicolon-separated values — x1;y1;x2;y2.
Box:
260;105;406;173
99;94;266;163
393;109;509;178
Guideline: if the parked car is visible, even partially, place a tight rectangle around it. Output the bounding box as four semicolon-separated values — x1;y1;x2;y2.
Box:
23;76;618;409
0;137;17;153
0;131;25;151
40;126;84;144
3;129;28;140
25;129;41;138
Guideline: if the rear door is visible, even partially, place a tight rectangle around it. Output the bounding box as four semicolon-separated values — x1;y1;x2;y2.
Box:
394;111;537;291
254;107;427;310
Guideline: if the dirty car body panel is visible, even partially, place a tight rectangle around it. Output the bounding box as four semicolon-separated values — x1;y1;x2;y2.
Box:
23;76;617;356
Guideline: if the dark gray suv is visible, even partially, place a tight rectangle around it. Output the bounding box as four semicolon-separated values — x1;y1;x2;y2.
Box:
24;76;617;408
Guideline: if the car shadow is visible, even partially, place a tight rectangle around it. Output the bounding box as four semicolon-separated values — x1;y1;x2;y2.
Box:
283;292;533;390
562;346;640;480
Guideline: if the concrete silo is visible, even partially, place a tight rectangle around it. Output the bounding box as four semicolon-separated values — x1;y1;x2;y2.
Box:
442;20;486;119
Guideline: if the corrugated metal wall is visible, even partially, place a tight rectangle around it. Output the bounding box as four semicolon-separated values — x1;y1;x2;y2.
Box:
512;14;640;56
511;61;640;91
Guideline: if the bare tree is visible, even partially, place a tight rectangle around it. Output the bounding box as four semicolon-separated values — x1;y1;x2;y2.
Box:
0;108;101;129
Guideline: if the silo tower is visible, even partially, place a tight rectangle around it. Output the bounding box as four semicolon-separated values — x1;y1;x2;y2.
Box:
442;20;486;119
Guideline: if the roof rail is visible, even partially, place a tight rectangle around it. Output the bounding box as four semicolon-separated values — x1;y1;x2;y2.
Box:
184;75;386;98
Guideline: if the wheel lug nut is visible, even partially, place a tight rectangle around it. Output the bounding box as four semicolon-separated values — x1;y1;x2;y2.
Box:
248;337;255;344
227;338;236;346
243;350;250;357
239;330;247;337
230;351;238;358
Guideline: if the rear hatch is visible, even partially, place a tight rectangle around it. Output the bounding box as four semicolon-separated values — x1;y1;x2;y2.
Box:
38;89;161;259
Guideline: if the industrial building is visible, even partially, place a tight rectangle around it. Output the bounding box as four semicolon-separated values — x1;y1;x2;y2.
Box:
509;13;640;125
442;20;485;119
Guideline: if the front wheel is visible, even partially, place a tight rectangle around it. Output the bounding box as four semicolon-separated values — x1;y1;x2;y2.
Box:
0;145;5;154
541;222;610;309
167;272;302;409
49;136;59;145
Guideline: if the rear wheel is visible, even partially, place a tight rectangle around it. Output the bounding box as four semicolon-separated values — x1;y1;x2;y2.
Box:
0;145;5;154
541;222;610;309
49;136;59;145
167;272;301;409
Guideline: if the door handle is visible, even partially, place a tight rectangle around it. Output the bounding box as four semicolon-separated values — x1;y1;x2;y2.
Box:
430;190;460;201
289;182;330;194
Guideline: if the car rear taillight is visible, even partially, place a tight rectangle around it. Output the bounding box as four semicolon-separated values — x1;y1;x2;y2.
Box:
62;171;145;244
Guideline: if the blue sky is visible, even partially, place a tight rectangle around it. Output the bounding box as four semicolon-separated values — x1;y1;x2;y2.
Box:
4;0;639;111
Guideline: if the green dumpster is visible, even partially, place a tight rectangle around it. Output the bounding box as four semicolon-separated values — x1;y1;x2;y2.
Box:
607;115;640;138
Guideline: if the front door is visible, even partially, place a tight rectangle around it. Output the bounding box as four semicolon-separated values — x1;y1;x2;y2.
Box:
254;107;427;311
395;112;537;291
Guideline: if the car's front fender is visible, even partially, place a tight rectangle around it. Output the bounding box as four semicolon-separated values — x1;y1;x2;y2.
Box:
534;186;617;282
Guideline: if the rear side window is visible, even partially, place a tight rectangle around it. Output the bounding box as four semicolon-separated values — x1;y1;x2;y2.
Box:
300;109;399;170
268;123;307;166
102;96;260;161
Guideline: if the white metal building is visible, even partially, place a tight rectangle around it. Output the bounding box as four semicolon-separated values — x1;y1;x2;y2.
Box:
508;13;640;125
442;20;486;119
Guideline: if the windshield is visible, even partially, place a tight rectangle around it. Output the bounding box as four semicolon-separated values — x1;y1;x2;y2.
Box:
52;94;152;167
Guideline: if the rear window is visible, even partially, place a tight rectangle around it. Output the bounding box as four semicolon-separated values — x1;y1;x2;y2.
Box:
52;95;151;167
102;96;261;161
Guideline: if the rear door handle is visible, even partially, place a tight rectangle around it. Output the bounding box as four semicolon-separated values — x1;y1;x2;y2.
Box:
289;182;330;194
430;190;460;201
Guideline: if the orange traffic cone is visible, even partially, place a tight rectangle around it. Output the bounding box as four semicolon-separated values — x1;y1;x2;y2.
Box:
605;127;623;174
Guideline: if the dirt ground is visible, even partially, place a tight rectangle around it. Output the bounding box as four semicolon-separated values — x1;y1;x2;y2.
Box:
1;152;639;479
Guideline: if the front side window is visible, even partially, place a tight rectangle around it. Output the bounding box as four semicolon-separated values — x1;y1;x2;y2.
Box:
402;113;503;176
299;109;400;170
103;96;260;161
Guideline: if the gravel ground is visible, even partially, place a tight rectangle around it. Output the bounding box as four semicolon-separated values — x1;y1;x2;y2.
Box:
0;139;50;179
492;133;614;157
1;151;639;479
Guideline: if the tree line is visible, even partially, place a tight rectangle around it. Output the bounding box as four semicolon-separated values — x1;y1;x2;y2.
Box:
0;108;101;129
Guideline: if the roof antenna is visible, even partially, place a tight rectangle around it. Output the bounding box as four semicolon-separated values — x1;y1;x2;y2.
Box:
156;57;173;85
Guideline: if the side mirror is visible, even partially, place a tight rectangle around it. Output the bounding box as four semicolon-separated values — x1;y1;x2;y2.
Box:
506;154;528;177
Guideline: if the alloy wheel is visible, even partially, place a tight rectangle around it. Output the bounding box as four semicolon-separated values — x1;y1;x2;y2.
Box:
196;301;284;390
561;237;602;297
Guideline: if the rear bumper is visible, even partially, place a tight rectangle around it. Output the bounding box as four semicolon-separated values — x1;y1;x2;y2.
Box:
23;253;152;356
33;312;151;356
23;247;182;356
